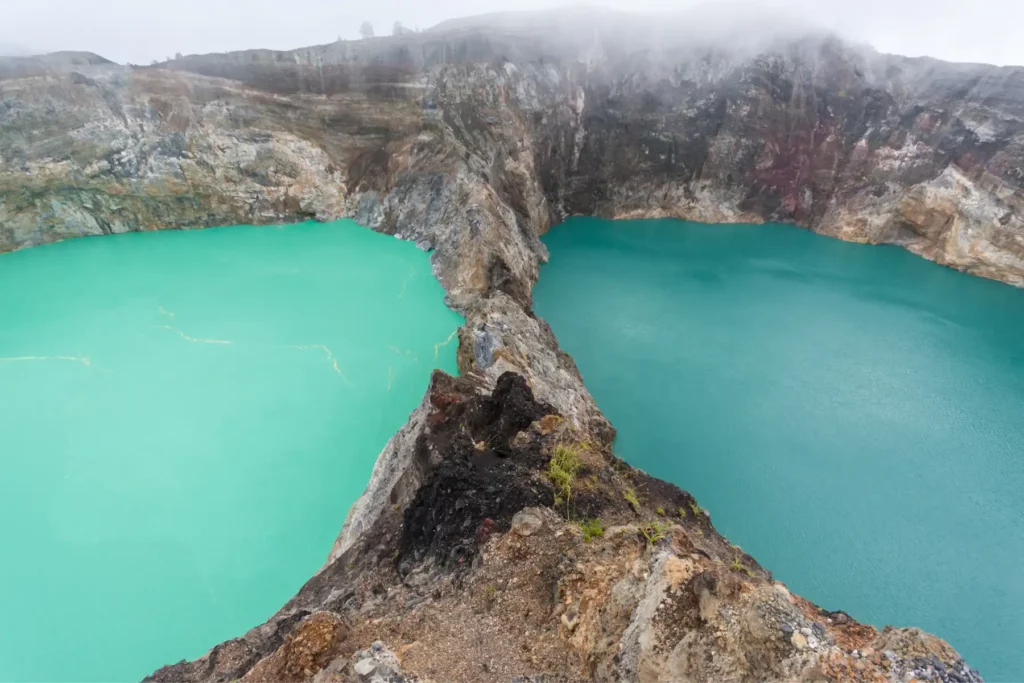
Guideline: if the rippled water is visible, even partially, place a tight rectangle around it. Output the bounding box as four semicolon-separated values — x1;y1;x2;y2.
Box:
535;217;1024;681
0;221;462;682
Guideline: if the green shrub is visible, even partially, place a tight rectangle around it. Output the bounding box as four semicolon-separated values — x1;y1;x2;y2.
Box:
578;518;605;542
548;443;583;506
730;557;755;577
623;487;640;511
639;521;667;546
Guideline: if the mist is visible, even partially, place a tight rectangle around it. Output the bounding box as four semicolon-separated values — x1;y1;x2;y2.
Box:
0;42;30;57
1;0;1022;67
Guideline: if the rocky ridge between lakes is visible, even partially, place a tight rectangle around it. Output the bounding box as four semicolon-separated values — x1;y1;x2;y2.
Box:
0;9;1011;681
149;372;983;683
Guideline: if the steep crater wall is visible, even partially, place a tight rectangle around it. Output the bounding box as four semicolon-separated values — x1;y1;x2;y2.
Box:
0;23;1016;681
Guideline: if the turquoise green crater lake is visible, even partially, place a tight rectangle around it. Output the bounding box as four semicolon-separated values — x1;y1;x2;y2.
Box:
0;221;461;682
534;217;1024;681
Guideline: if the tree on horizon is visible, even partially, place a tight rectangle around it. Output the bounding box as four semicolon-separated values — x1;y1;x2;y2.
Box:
394;21;415;36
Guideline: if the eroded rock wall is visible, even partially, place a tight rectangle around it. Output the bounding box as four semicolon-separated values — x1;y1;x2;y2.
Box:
3;30;1022;282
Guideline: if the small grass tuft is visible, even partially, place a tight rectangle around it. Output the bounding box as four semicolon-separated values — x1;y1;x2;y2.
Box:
623;487;641;511
577;518;605;542
639;521;667;546
656;506;666;516
689;500;703;517
548;443;583;506
730;558;755;578
677;507;687;519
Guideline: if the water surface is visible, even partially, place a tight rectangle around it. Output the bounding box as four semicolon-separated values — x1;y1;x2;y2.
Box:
0;221;461;682
535;217;1024;681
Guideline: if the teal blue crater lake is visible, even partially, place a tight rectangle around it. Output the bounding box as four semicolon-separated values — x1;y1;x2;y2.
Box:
0;221;462;682
534;217;1024;681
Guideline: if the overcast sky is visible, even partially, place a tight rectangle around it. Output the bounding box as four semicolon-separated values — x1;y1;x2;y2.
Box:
2;0;1022;67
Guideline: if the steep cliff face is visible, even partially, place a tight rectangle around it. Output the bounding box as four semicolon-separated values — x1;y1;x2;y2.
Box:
0;18;1013;682
554;39;1024;285
3;27;1022;284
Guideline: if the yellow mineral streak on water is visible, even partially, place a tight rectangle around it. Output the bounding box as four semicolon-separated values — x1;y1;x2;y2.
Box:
0;355;91;366
157;309;361;386
434;329;458;360
386;345;419;361
155;307;232;345
157;307;232;345
155;325;233;346
288;344;353;387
